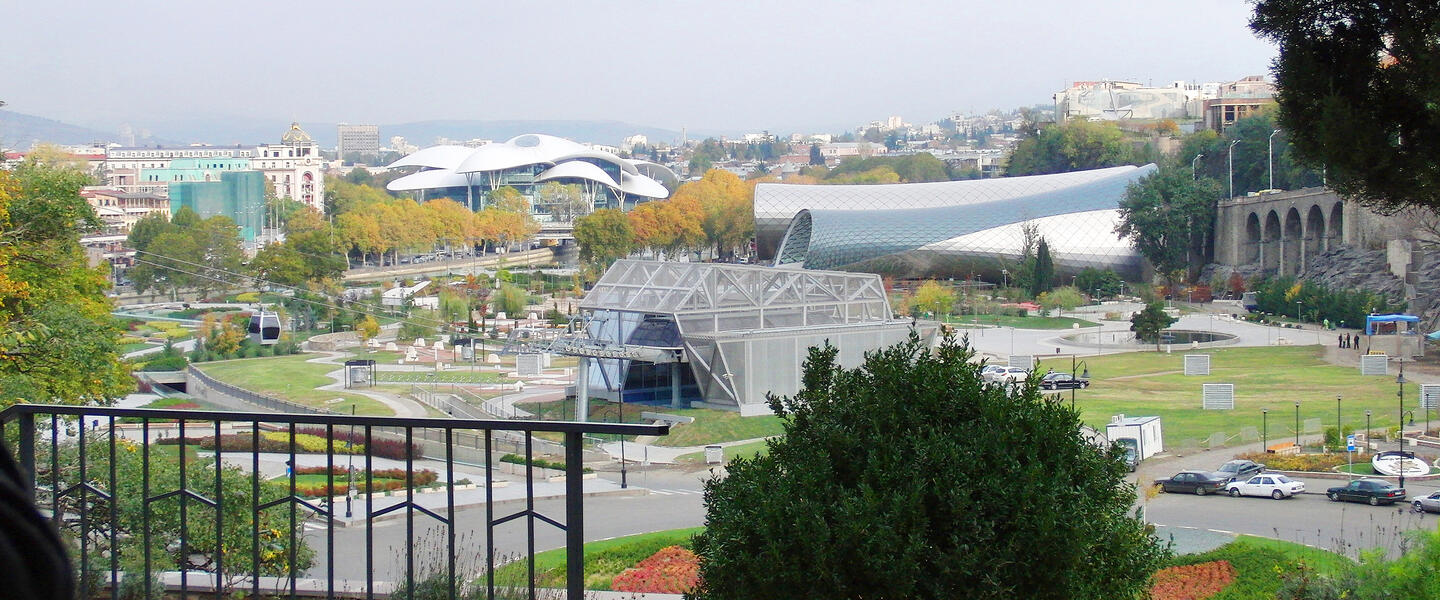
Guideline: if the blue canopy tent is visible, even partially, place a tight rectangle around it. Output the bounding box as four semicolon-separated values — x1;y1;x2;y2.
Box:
1365;314;1420;336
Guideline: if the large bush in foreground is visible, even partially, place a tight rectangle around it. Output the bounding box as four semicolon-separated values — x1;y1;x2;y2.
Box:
691;333;1169;600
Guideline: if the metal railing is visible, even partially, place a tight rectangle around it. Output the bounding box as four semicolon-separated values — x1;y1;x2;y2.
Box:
1;404;666;600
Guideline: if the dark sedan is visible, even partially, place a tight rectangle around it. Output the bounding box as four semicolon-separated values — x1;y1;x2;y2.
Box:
1154;471;1229;496
1039;372;1090;390
1216;459;1265;482
1326;479;1407;506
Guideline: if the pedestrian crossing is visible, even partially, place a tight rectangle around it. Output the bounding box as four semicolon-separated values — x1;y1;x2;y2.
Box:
647;488;702;496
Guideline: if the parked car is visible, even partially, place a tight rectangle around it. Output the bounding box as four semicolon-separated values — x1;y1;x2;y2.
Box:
991;367;1030;384
1326;479;1406;506
1216;459;1266;483
979;365;1007;382
1226;473;1305;499
1154;471;1229;496
1411;490;1440;513
1039;372;1089;390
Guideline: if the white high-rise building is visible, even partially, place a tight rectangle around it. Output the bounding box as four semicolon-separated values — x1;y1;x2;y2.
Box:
255;123;326;210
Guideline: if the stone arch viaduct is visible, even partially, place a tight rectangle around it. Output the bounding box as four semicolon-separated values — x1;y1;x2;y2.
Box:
1211;187;1408;274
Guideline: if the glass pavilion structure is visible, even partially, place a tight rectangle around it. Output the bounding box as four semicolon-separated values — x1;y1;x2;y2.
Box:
754;164;1157;279
556;260;932;416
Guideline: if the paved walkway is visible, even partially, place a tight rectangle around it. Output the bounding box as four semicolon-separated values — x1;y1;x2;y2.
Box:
306;352;429;417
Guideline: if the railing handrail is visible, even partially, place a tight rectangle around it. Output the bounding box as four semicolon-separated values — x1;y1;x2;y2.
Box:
0;404;670;436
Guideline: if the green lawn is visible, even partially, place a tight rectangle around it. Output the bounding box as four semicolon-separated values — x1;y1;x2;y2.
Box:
120;342;158;353
1072;346;1411;449
641;408;783;447
491;527;703;591
195;354;393;416
676;438;772;464
948;314;1100;329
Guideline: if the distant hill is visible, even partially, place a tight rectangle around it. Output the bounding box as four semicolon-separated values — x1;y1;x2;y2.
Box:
381;120;703;148
0;110;126;149
3;109;736;151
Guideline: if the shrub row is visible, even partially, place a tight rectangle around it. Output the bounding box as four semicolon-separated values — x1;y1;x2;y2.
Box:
499;453;592;473
1235;451;1352;472
294;427;421;461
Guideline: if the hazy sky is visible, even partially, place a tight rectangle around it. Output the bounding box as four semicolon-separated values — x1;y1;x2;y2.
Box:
1;0;1276;133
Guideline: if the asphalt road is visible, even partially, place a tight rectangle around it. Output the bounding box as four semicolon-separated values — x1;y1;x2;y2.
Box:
301;455;1440;587
303;467;711;583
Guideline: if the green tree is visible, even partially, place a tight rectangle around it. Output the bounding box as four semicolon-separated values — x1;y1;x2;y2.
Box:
534;182;589;221
573;208;635;268
52;439;314;591
1038;286;1085;313
691;334;1168;599
493;283;527;317
1074;267;1124;299
909;280;955;318
0;161;131;406
1251;1;1440;212
1116;164;1224;279
1005;120;1136;176
808;144;825;166
487;187;529;213
1029;237;1055;296
1130;301;1177;351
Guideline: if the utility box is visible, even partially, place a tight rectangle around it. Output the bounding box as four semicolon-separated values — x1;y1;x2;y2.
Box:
1106;415;1163;463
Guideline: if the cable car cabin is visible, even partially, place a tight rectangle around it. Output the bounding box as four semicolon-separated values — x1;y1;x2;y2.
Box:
248;311;282;345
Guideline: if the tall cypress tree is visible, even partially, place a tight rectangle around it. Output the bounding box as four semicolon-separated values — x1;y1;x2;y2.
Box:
1030;237;1055;297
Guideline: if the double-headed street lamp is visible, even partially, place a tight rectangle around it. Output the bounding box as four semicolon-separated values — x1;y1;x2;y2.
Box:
1335;394;1342;444
1192;153;1204;181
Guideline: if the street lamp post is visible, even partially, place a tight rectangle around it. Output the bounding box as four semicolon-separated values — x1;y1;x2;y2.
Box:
1001;268;1008;292
1268;129;1282;191
619;357;628;489
1192;153;1204;181
1296;300;1303;325
1336;394;1342;447
1262;408;1269;451
1227;139;1241;198
1397;359;1407;489
1294;400;1301;447
1365;409;1372;453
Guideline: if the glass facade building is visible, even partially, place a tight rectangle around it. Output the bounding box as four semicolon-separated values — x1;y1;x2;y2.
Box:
755;164;1157;279
168;171;266;241
566;260;932;415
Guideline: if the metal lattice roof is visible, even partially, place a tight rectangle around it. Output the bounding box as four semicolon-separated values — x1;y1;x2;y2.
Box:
580;260;892;324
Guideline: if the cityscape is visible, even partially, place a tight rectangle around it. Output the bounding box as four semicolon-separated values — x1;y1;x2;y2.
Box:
2;1;1439;599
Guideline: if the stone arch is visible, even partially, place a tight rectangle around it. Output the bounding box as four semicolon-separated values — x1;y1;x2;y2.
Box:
1244;212;1262;264
1263;210;1282;273
1305;204;1325;267
1283;207;1303;276
1328;202;1344;246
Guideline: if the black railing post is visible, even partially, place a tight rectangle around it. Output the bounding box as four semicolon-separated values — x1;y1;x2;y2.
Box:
564;431;583;600
17;411;34;501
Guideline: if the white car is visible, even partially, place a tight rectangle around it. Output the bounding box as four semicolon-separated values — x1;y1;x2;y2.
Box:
1226;473;1305;499
991;367;1030;385
980;365;1007;382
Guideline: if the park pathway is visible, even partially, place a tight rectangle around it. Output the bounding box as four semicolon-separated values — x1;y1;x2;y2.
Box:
305;351;429;417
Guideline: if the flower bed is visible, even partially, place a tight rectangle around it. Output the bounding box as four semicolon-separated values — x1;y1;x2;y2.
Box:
610;546;700;595
157;432;420;461
285;466;439;498
1149;560;1236;600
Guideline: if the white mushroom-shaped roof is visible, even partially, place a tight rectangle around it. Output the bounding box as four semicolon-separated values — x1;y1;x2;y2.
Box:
535;161;620;188
628;160;679;188
385;145;474;170
619;171;670;199
456;134;589;174
387;169;471;192
388;134;671;201
552;150;639;175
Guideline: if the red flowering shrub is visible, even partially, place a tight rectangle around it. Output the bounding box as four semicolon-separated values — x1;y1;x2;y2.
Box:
1149;560;1236;600
610;546;701;594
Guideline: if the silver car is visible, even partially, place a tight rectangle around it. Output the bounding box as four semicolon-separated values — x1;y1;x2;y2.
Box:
1414;490;1440;513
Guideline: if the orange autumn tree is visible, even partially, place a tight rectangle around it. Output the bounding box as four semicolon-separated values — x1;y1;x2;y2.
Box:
670;169;755;260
